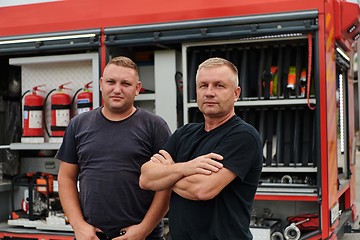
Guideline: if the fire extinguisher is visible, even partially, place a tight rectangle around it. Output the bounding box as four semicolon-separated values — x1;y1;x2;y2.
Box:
73;81;93;115
22;85;45;140
47;82;72;137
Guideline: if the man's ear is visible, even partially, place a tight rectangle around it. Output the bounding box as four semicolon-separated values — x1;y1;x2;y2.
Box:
135;81;142;96
234;86;241;101
99;77;103;92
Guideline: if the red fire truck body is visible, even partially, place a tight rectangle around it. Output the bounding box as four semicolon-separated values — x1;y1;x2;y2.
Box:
0;1;359;239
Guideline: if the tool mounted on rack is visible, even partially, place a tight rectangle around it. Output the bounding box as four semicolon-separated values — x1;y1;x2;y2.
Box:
10;172;53;221
286;66;297;94
299;69;307;97
262;66;278;99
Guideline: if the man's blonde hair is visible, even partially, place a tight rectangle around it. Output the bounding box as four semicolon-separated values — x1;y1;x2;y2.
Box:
106;56;139;81
196;57;239;87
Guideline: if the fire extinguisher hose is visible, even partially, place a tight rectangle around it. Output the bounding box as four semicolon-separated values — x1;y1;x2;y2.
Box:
21;90;31;99
72;88;83;105
71;88;83;115
43;88;56;137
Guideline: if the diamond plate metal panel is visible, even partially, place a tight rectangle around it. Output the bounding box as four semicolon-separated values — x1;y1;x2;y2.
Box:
10;53;99;142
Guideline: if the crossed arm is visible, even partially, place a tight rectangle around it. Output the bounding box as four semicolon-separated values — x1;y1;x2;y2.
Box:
139;150;236;200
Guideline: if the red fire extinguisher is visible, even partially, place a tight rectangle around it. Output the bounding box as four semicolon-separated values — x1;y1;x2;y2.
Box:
75;81;93;115
50;82;72;137
22;85;45;139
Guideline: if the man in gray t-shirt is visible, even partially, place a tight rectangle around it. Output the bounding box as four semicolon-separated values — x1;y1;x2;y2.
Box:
56;56;171;240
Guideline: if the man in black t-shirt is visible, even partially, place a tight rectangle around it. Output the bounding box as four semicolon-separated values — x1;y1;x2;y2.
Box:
140;57;262;240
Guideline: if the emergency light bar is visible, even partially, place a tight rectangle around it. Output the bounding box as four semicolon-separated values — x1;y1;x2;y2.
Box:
0;29;100;54
0;33;96;45
238;32;304;41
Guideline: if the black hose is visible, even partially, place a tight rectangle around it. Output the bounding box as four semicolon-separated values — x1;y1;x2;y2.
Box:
71;88;83;117
19;90;32;137
21;90;31;100
43;89;56;138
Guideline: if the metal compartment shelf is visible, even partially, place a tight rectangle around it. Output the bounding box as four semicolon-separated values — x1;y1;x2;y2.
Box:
9;143;61;150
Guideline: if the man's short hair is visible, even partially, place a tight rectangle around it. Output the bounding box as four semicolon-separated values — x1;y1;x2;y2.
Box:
108;56;138;72
197;57;239;87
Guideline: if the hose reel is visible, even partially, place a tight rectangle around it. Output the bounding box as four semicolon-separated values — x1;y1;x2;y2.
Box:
283;218;310;240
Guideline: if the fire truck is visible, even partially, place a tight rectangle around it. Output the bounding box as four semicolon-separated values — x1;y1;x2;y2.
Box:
0;0;359;239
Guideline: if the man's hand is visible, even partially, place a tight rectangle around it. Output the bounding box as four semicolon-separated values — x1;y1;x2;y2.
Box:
114;224;146;240
183;152;224;176
151;150;174;165
73;222;100;240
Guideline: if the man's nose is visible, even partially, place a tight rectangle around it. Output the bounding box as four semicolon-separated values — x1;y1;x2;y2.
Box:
113;83;122;93
205;86;215;95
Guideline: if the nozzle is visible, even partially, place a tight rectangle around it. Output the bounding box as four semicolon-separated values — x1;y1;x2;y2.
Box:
58;82;72;91
32;84;46;94
84;81;93;89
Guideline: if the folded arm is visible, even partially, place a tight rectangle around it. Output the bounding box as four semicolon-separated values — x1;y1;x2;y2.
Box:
140;150;224;191
172;167;236;200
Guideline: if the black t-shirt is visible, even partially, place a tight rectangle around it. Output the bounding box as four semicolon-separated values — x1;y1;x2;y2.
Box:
55;107;171;238
164;115;262;240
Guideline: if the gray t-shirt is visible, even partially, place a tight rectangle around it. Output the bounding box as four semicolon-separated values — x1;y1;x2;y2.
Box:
55;107;171;238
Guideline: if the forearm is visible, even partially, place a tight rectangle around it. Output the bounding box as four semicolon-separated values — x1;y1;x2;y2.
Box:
140;151;224;192
172;175;203;200
173;167;237;201
140;161;185;191
58;177;87;230
138;190;171;236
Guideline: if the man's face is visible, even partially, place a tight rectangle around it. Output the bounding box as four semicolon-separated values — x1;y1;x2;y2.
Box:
100;64;141;114
196;65;240;118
